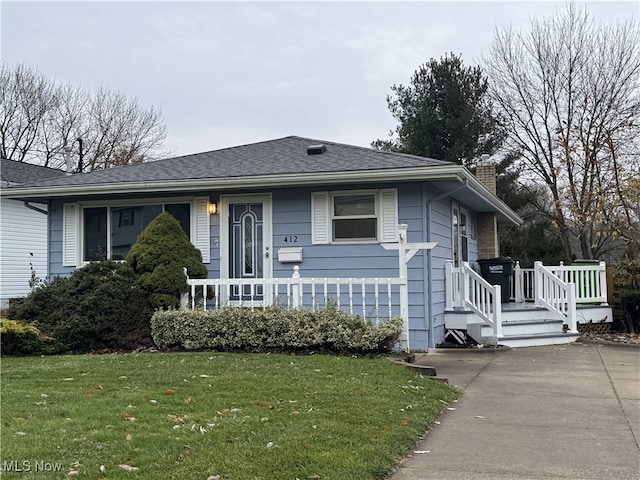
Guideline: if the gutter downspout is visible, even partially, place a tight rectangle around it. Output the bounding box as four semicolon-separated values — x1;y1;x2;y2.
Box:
23;201;48;215
424;178;468;350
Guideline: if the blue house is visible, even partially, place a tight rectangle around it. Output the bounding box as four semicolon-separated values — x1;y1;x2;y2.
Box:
2;137;610;351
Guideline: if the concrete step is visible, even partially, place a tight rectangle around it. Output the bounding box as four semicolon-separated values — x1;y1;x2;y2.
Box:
467;317;582;348
487;332;582;348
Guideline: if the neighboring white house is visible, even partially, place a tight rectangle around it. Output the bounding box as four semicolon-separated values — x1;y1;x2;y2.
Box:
0;158;65;308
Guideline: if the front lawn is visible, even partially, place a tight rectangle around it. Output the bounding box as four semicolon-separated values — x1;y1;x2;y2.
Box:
1;353;457;479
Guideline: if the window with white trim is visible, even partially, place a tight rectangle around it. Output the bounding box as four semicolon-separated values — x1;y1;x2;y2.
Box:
63;197;210;266
311;189;398;244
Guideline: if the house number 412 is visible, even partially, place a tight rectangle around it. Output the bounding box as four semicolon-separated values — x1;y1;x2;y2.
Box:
283;235;298;243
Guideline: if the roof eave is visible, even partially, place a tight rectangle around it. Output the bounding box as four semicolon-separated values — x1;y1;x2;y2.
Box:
0;165;522;225
0;166;465;197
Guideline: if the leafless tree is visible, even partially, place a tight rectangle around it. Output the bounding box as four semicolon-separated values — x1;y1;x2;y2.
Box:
0;63;168;171
484;5;640;261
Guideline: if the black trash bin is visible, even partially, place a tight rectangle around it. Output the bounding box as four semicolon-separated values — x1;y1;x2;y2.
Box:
477;257;513;303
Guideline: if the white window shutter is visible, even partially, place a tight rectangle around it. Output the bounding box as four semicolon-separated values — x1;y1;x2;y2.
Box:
193;197;210;263
63;203;79;267
380;188;398;242
311;192;330;244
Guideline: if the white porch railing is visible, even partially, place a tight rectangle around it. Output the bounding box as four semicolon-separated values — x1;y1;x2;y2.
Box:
183;266;405;324
512;261;607;305
447;260;608;338
446;261;502;339
534;261;577;332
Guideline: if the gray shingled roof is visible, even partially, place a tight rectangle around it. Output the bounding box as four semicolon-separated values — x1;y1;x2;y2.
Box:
1;158;66;185
8;136;451;188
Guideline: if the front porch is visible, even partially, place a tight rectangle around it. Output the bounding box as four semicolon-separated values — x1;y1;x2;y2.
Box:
444;260;612;348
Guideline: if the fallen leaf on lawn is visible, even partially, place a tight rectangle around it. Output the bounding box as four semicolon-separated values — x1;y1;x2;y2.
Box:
67;471;79;477
15;431;26;436
383;425;391;431
184;397;195;404
63;378;74;381
199;374;212;378
118;464;139;472
180;358;186;364
100;464;106;473
266;441;274;448
434;421;441;425
149;399;158;404
401;420;409;426
93;385;104;390
84;393;93;399
171;416;185;424
126;433;132;441
164;390;175;395
446;407;457;411
413;450;430;454
207;476;221;480
307;475;321;479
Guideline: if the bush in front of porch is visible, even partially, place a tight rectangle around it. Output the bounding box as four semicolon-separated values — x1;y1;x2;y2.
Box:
126;211;209;309
151;306;402;354
5;260;153;353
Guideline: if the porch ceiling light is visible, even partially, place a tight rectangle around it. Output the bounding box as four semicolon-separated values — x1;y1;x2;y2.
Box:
207;202;218;215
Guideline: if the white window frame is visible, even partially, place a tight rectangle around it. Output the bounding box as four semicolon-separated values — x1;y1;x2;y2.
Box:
311;188;398;245
452;202;469;266
64;196;210;266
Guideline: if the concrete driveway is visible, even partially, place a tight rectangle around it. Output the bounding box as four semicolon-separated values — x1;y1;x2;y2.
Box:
390;342;640;480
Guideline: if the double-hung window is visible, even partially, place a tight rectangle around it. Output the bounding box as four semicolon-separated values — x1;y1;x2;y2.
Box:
332;194;377;241
311;189;398;244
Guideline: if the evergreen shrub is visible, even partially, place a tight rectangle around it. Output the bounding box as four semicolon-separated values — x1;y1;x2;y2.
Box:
5;260;153;352
151;306;402;354
126;212;209;309
0;318;61;356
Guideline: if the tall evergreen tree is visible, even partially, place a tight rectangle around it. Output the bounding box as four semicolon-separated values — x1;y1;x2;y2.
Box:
372;53;504;167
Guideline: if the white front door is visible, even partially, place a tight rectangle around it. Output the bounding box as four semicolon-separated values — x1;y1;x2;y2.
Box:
220;194;272;302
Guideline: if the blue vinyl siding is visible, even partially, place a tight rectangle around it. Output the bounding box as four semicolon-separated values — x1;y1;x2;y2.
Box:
46;181;489;351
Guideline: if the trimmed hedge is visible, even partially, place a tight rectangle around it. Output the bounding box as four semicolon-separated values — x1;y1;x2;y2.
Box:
1;318;61;356
151;306;402;354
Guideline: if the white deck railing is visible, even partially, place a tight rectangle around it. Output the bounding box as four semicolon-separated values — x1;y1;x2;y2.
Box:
447;259;607;337
446;261;502;339
512;261;607;304
534;262;577;332
183;266;405;324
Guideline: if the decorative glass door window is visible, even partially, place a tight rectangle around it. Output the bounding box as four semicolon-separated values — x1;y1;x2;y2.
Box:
229;203;264;300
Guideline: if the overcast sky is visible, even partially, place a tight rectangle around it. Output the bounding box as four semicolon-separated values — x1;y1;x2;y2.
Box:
2;1;638;158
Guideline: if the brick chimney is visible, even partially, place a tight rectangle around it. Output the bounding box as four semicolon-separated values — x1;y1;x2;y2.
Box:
476;160;499;259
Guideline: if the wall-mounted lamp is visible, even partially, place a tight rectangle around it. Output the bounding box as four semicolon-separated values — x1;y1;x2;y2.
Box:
207;202;218;215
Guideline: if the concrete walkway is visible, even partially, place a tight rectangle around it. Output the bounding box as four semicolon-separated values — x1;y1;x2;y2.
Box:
391;342;640;480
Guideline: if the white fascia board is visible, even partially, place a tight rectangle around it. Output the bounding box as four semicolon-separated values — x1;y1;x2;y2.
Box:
0;166;467;198
0;165;522;225
456;170;523;226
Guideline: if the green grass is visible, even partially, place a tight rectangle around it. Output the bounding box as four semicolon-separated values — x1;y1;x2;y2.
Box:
1;353;458;479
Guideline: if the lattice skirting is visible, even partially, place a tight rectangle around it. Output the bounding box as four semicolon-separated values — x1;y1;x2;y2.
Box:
578;322;611;334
